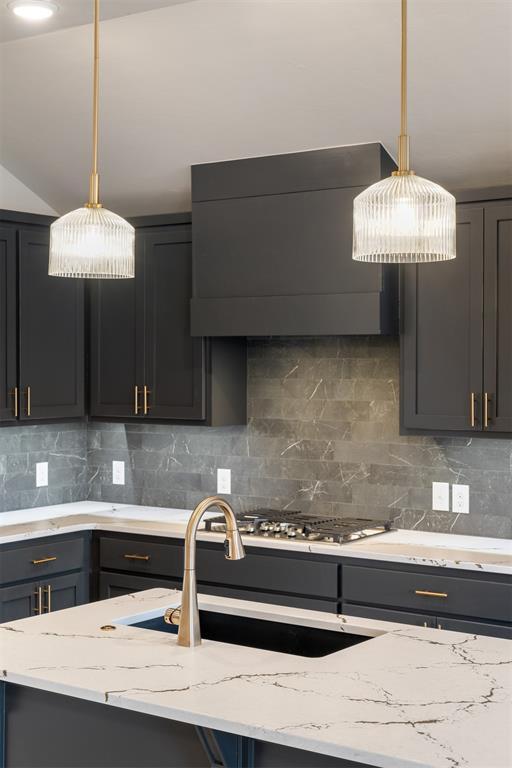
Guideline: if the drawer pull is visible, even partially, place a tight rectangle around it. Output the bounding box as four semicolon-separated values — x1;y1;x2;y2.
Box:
123;554;150;561
44;584;52;613
415;589;448;598
32;556;57;566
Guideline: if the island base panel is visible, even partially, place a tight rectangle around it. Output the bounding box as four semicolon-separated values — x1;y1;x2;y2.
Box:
1;683;371;768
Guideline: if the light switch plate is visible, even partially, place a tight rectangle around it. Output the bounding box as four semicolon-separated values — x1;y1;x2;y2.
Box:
432;481;450;512
217;468;231;495
452;484;470;514
36;462;48;488
112;460;125;485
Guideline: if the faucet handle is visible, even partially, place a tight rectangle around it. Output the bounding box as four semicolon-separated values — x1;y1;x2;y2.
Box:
164;606;181;626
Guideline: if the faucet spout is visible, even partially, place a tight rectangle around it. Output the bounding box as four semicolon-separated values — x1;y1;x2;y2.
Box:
174;496;245;647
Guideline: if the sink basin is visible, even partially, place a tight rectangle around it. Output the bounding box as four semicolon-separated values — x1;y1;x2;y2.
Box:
131;610;370;657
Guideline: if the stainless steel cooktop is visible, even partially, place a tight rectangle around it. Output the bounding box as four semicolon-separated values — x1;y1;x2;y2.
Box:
204;509;392;544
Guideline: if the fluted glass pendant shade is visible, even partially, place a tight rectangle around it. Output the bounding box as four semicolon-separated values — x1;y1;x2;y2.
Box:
353;173;456;263
49;207;135;278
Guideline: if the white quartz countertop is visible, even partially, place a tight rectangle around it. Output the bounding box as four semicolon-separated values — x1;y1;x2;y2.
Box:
0;501;511;575
1;589;511;768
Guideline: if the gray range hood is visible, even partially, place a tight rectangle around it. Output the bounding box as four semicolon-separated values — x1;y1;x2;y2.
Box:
191;143;398;337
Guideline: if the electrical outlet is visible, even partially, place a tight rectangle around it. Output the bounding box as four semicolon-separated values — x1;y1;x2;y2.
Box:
217;468;231;495
112;460;125;485
452;484;470;514
36;462;48;488
432;481;450;512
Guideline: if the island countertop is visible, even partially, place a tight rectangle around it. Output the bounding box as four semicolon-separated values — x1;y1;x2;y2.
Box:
1;588;511;768
0;501;511;575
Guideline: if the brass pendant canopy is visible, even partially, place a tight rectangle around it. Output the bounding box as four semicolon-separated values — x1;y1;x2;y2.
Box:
352;0;456;264
49;0;134;278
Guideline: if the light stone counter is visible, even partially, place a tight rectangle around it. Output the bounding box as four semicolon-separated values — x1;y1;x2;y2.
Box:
0;502;511;575
1;589;511;768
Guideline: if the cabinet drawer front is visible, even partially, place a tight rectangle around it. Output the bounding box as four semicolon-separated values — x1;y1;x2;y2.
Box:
343;565;512;623
99;537;183;578
196;549;339;599
0;538;86;585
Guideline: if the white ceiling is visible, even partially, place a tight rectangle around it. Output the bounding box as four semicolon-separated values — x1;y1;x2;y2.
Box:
0;0;195;43
1;0;511;217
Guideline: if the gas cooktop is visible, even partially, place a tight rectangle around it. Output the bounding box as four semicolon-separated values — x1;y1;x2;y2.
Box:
204;509;392;544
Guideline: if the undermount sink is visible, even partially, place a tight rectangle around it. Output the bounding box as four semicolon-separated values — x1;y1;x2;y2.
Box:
130;610;370;658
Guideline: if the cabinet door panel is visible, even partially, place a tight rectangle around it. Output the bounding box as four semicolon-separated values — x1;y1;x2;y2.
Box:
0;581;37;623
89;251;145;418
45;572;88;613
99;571;178;600
483;203;512;432
18;229;84;419
0;228;17;422
436;617;512;640
143;230;205;420
401;206;484;431
341;602;436;628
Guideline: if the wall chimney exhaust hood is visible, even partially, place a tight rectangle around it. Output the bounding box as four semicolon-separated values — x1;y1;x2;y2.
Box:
191;143;398;337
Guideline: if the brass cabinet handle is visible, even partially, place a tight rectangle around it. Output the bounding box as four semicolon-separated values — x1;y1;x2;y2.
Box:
483;392;491;429
44;585;52;613
123;554;150;561
415;589;448;598
470;392;476;428
9;387;18;418
33;586;43;615
134;385;140;415
31;556;57;566
143;385;151;415
24;386;31;416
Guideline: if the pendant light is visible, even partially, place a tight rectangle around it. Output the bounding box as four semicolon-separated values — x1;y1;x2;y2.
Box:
49;0;134;278
352;0;456;264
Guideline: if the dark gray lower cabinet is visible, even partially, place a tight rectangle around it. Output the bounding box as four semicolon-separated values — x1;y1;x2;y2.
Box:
0;572;86;624
1;684;365;768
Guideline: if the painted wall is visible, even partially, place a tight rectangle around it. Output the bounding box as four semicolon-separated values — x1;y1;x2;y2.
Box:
0;164;56;215
87;337;512;539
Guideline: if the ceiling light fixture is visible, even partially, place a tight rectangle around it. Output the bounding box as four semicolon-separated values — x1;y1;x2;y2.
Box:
8;1;57;21
352;0;456;264
49;0;134;279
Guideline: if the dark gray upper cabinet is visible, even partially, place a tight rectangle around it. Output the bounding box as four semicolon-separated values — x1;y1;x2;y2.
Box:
0;212;84;424
191;144;398;336
483;204;512;432
18;229;84;420
89;214;247;425
401;193;512;436
0;227;17;422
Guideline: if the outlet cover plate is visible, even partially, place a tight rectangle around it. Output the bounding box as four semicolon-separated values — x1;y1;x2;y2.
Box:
112;461;125;485
36;462;48;488
432;482;450;512
452;484;470;514
217;468;231;495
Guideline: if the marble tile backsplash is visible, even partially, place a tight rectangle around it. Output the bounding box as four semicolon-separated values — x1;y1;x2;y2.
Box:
0;423;88;512
87;337;512;539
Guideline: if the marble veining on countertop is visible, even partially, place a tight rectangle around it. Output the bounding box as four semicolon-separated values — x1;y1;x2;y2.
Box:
1;589;511;768
0;502;511;575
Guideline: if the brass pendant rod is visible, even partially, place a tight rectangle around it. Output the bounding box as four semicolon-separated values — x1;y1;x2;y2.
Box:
397;0;410;173
88;0;101;207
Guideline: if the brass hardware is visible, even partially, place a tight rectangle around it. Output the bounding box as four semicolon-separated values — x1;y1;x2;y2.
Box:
33;587;43;615
86;0;102;209
32;556;57;566
100;625;117;631
415;590;448;598
470;392;476;428
24;386;31;416
178;496;245;648
143;385;151;415
423;622;427;628
9;387;18;418
123;554;150;561
164;607;181;626
483;392;491;429
438;623;442;630
44;585;52;613
134;385;140;415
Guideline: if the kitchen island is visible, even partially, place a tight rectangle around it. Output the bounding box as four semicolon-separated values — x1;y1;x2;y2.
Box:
1;588;511;768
